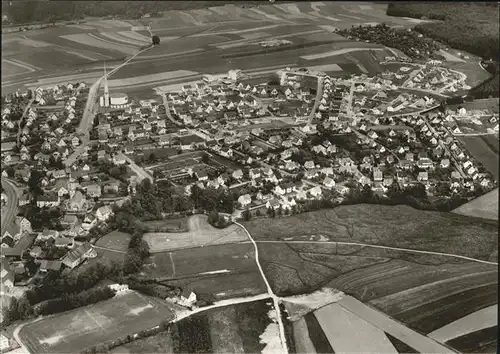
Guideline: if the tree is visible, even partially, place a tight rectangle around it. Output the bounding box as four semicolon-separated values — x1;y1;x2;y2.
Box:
242;208;251;221
152;35;160;45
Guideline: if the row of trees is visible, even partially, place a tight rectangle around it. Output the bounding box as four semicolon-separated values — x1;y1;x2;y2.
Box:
82;320;171;354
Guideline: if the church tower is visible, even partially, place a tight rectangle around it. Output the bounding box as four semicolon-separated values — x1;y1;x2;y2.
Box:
103;61;110;107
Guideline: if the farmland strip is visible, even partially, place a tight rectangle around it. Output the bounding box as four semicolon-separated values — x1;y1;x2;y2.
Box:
314;303;398;353
446;326;498;353
393;284;499;334
304;313;334;353
337;296;456;353
428;304;497;343
292;317;317;354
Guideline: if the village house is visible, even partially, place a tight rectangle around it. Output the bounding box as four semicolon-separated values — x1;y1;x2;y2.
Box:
96;205;113;221
61;242;97;269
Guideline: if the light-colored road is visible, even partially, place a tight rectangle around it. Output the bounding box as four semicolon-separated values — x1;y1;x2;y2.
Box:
428;304;498;343
234;221;289;354
1;178;19;235
306;76;324;126
160;94;183;126
116;152;153;182
338;296;456;353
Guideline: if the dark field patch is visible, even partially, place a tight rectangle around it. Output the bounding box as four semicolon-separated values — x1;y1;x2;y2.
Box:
235;300;273;354
393;283;498;334
446;326;498;354
304;312;335;353
171;313;212;353
385;333;419;353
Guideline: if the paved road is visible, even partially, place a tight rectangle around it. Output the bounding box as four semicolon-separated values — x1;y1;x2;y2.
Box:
160;94;183;126
1;178;19;236
116;152;153;182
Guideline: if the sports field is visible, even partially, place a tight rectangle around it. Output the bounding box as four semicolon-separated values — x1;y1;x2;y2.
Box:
144;215;248;252
19;291;175;353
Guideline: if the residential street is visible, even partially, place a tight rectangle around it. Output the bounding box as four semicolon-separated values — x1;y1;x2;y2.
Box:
1;178;19;236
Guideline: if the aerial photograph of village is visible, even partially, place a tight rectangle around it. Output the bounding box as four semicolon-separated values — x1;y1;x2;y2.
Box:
0;1;498;354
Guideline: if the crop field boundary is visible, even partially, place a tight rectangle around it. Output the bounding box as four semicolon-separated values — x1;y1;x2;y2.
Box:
247;240;498;266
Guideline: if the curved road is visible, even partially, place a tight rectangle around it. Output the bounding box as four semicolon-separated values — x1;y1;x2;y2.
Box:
1;178;19;236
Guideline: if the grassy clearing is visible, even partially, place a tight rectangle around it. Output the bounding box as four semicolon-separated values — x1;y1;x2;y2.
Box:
95;230;132;252
446;326;498;353
453;188;498;221
243;204;499;262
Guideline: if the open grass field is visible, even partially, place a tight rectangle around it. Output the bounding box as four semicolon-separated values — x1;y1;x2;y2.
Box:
243;204;499;262
458;136;499;181
453;188;498;221
144;215;248;252
95;230;132;252
143;218;188;233
18;291;175;353
2;59;35;77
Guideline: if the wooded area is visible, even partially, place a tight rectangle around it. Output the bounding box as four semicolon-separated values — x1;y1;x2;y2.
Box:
387;3;499;98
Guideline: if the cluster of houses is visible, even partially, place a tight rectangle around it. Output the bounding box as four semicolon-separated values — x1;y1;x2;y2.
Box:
1;84;89;166
0;63;496;301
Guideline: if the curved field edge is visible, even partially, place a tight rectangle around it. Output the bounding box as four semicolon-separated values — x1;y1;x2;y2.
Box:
242;204;499;262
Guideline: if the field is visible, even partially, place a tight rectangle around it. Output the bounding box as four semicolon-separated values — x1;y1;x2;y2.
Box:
95;230;132;252
143;218;188;233
18;291;175;353
446;326;498;353
2;2;456;94
144;243;266;299
457;135;499;181
453;188;498;221
143;215;248;252
295;295;453;354
427;304;497;344
110;299;275;354
243;204;499;262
